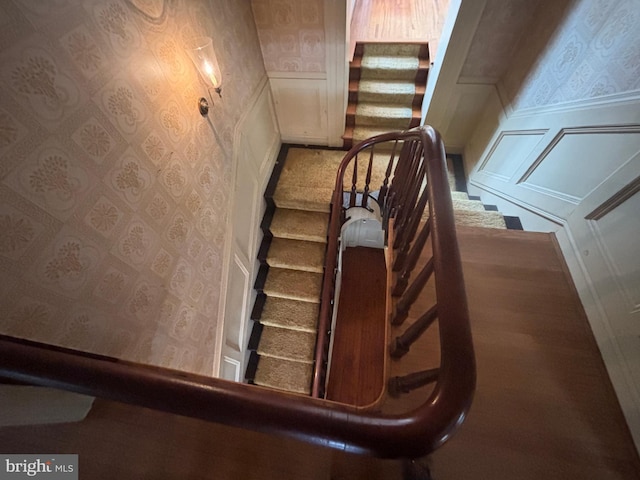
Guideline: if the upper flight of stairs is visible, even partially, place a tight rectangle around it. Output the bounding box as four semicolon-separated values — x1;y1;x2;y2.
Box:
344;42;429;149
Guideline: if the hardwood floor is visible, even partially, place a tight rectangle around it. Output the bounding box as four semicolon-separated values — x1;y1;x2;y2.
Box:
1;227;638;479
349;0;451;59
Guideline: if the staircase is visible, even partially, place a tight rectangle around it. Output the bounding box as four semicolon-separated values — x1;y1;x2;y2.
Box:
245;144;521;395
246;147;340;394
344;42;428;149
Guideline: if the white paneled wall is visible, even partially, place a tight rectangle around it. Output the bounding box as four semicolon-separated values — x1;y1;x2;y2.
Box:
217;77;280;381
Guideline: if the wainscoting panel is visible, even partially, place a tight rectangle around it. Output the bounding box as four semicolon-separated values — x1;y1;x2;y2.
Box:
221;356;242;382
218;77;280;378
479;129;547;181
519;128;640;203
269;76;328;145
560;157;640;451
469;99;640;225
467;95;640;451
224;253;251;352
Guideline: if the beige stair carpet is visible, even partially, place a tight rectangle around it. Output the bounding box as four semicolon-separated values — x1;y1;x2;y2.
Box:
350;43;425;147
451;198;488;212
358;79;416;104
263;267;322;303
254;356;313;395
273;185;333;213
455;210;507;229
260;296;318;333
257;326;316;363
270;208;328;243
267;237;325;273
275;147;396;204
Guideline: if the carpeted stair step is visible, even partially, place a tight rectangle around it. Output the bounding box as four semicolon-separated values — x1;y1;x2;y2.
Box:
351;126;405;150
355;103;413;129
270;208;328;243
253;355;312;395
257;325;316;363
263;267;323;303
267;237;325;273
360;54;421;81
363;42;423;57
277;147;345;189
260;296;319;332
356;79;416;104
451;191;470;201
454;209;507;229
273;186;332;213
451;198;487;212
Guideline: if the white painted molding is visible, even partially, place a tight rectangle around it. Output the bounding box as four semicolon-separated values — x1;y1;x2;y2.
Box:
468;179;565;228
509;90;640;118
270;77;328;145
422;0;487;126
216;75;280;377
267;71;327;80
554;225;640;454
324;0;348;147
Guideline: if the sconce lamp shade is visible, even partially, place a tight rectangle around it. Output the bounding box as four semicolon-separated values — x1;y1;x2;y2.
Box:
186;36;222;94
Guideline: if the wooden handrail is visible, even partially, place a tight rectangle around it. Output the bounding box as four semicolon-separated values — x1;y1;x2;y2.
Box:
0;126;474;460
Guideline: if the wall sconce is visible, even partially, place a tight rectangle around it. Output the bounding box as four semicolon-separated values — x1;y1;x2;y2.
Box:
185;36;222;117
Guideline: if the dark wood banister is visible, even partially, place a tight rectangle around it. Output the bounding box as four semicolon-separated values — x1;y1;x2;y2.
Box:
0;126;474;460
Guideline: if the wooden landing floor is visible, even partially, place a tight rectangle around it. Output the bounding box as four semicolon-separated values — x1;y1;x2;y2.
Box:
1;228;638;479
326;246;387;406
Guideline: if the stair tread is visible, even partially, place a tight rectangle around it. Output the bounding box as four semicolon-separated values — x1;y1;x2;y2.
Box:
261;296;319;332
273;185;332;213
267;237;325;273
254;356;312;395
257;325;316;363
454;209;507;229
361;55;420;71
451;191;470;201
452;198;487;212
270;208;328;243
362;43;423;57
359;79;416;94
356;103;413;118
263;267;323;303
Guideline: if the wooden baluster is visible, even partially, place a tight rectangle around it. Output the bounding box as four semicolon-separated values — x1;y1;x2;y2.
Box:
382;190;396;231
392;257;435;324
390;305;438;358
389;141;415;214
393;219;431;296
379;140;399;205
388;368;440;396
393;166;428;252
393;154;426;249
394;143;424;234
349;154;358;207
361;146;374;208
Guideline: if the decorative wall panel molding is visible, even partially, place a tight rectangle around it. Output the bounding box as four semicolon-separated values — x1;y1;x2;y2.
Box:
270;77;328;144
518;127;640;202
478;130;547;180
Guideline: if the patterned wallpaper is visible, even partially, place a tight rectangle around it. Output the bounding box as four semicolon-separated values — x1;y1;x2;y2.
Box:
459;0;541;81
251;0;325;73
502;0;640;111
0;0;266;375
